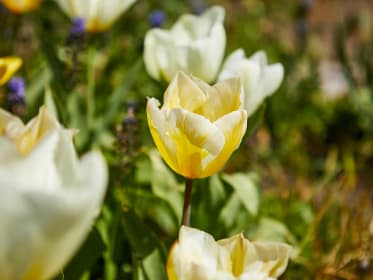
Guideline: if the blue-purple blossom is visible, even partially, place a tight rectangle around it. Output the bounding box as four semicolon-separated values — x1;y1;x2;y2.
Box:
8;77;25;104
149;10;166;27
70;17;85;37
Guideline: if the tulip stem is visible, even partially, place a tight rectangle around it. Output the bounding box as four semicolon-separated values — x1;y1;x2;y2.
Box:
181;178;193;226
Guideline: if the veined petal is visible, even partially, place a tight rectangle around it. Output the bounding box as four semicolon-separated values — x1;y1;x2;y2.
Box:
249;242;292;278
171;108;225;156
146;98;178;174
203;110;247;177
163;71;206;111
198;77;243;121
0;57;22;86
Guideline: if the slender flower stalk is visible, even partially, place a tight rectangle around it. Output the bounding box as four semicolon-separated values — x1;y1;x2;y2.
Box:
181;178;193;226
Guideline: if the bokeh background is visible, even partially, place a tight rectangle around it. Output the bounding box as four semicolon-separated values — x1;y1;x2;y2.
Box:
0;0;372;279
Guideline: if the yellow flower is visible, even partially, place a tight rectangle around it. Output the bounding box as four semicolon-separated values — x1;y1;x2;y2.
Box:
0;106;108;280
0;56;22;86
146;71;247;179
1;0;42;13
167;226;292;280
55;0;137;32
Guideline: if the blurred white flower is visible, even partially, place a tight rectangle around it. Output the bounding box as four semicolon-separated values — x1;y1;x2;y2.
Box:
319;60;349;100
55;0;137;32
219;49;284;117
144;6;226;83
167;226;291;280
0;106;107;280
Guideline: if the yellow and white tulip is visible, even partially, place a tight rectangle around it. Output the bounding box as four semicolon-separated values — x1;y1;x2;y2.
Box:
144;6;226;83
0;106;107;280
0;56;22;86
146;71;247;179
1;0;42;13
167;226;291;280
219;49;284;117
55;0;137;32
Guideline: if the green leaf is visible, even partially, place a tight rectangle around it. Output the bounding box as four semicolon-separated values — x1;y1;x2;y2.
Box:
44;85;58;119
251;217;297;244
58;226;106;280
148;150;183;220
222;172;260;216
122;210;167;280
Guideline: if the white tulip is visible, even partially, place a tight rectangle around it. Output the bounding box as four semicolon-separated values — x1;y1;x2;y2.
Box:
167;226;291;280
0;107;107;280
219;49;284;117
144;6;226;83
55;0;137;32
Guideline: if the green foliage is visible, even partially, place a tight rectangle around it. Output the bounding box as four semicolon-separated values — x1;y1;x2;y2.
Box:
1;0;372;279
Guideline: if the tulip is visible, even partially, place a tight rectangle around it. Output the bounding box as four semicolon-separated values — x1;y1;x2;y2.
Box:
218;49;284;117
146;71;247;179
0;56;22;86
144;6;226;83
55;0;137;32
0;106;107;280
1;0;42;13
167;226;292;280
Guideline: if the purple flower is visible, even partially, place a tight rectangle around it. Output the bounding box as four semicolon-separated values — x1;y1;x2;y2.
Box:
149;10;165;27
8;77;25;104
70;17;85;37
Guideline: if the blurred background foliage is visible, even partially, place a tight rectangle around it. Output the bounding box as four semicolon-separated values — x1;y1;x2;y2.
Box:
0;0;372;279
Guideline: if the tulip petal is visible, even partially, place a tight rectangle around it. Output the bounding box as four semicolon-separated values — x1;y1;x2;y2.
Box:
0;57;22;86
163;71;206;111
146;98;178;173
203;110;247;177
197;77;243;121
261;63;284;97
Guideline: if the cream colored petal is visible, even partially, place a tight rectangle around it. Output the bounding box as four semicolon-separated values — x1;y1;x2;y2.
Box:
250;242;291;278
171;108;225;155
146;98;178;173
261;63;284;97
199;77;243;122
168;226;225;280
0;57;22;86
144;29;164;81
0;107;24;136
163;71;206;111
249;50;267;67
203;110;247;177
0;150;107;280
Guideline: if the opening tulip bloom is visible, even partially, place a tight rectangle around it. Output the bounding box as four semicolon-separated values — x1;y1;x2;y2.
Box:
55;0;137;32
0;56;22;86
144;6;226;83
0;107;107;280
218;49;284;117
1;0;42;13
146;71;247;179
167;226;292;280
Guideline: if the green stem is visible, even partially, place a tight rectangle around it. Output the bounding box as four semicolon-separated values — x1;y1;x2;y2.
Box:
181;178;193;226
87;47;96;129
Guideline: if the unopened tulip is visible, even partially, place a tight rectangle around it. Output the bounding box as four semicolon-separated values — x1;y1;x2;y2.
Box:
167;226;291;280
0;56;22;86
1;0;42;13
219;49;284;117
0;106;107;280
144;6;226;83
146;71;247;179
55;0;137;32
